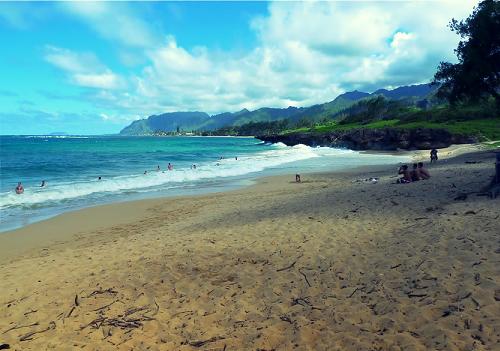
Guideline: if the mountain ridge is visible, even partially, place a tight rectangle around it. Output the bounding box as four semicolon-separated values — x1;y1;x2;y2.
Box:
119;83;436;135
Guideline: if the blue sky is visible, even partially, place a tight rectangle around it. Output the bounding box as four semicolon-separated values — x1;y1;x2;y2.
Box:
0;1;478;135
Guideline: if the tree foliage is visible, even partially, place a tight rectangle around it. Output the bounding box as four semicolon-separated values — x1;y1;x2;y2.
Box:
433;0;500;105
206;120;291;136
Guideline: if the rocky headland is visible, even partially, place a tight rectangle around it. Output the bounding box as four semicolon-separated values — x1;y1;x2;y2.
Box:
257;127;478;150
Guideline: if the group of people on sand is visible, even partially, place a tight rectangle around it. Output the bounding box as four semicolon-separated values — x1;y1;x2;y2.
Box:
397;162;431;183
396;149;438;184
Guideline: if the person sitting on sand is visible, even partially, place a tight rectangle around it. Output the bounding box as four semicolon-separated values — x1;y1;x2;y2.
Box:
410;163;421;182
430;148;438;163
15;182;24;194
296;174;301;183
397;165;412;183
418;162;431;179
167;163;173;171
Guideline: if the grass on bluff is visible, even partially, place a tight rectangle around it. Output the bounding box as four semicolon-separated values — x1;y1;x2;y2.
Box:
284;118;500;141
283;99;500;142
482;140;500;149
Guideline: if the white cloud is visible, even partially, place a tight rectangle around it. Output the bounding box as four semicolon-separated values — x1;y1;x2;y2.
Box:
114;0;478;116
45;46;104;73
59;2;158;48
73;72;122;90
99;112;138;124
44;46;125;90
43;0;480;120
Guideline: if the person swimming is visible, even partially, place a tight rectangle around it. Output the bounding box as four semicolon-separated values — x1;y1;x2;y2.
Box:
15;182;24;194
191;164;197;169
157;165;160;171
98;176;102;180
167;163;173;171
40;180;46;187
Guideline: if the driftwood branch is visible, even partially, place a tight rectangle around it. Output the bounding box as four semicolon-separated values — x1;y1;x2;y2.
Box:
189;336;225;347
348;287;360;298
277;254;303;272
2;322;39;334
298;268;312;287
92;300;117;312
19;321;56;341
87;288;118;298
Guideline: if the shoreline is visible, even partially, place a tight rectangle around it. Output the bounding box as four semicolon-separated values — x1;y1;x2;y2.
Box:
0;145;411;234
360;142;490;161
0;162;395;264
0;143;493;263
0;143;487;240
1;143;483;234
0;148;498;350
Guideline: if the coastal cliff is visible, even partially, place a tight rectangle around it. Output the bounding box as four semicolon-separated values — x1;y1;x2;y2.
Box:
256;128;478;150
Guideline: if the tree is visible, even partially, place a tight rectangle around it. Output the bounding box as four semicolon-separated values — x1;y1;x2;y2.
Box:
432;0;500;105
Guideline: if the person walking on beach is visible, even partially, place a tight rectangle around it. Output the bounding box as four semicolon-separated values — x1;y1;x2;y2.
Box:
430;148;438;163
15;182;24;194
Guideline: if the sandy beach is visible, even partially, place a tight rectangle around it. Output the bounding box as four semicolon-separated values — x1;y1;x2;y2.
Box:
1;148;499;350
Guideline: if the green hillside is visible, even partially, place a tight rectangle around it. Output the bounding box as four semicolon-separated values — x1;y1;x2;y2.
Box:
119;84;435;135
282;100;500;141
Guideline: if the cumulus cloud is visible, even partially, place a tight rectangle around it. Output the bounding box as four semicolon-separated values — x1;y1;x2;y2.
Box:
99;112;139;124
118;0;478;115
43;0;480;119
59;1;158;48
44;46;125;90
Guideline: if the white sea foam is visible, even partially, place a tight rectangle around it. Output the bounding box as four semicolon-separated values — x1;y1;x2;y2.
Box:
0;143;341;210
23;135;91;139
0;142;409;213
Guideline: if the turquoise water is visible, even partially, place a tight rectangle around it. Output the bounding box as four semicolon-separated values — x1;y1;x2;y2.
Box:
0;136;409;231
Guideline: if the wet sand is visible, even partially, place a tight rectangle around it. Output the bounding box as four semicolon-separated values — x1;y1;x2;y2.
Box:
1;149;499;350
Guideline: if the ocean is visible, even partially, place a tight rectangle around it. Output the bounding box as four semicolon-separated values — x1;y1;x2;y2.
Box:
0;135;409;231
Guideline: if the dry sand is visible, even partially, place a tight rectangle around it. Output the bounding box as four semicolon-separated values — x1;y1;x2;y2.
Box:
1;149;499;351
